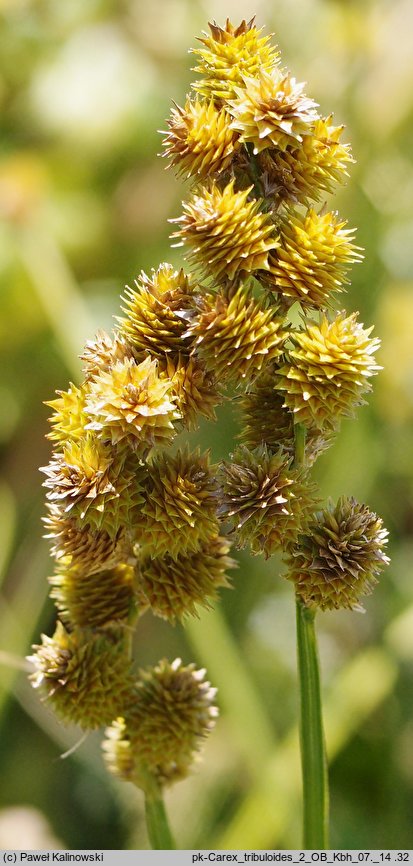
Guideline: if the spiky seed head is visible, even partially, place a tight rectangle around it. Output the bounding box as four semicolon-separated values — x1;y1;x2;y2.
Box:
191;18;280;102
164;355;222;429
46;383;89;444
261;209;362;310
43;504;130;573
80;330;136;382
187;285;286;385
29;623;135;729
218;444;319;556
138;447;219;560
103;658;218;790
117;264;197;361
163;98;240;179
228;68;319;154
41;436;145;535
276;311;381;430
171;180;279;283
258;116;353;206
85;356;181;455
49;563;139;628
285;496;390;610
238;370;336;464
137;535;236;622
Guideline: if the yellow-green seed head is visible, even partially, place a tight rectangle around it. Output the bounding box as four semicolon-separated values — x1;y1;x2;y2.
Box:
228;68;319;154
85;356;181;455
164;355;222;430
285;496;390;610
218;444;319;556
171;180;279;283
41;436;144;535
261;208;362;310
50;563;139;628
276;311;381;429
43;504;131;573
138;447;219;560
238;370;336;464
117;264;196;361
258;116;353;206
187;284;286;385
163;98;240;179
191;18;280;102
103;658;218;790
137;535;236;622
80;330;136;382
46;383;89;444
29;623;135;729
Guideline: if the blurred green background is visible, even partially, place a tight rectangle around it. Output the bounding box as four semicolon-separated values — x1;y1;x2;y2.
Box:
1;0;412;851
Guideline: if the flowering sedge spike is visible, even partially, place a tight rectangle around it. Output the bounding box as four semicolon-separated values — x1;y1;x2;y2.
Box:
163;98;241;179
262;208;363;310
186;284;286;385
286;497;390;610
117;263;197;361
102;659;218;791
218;444;319;557
276;312;381;430
49;563;140;629
137;447;219;560
29;623;135;729
228;68;319;154
137;535;236;622
191;18;280;102
171;180;279;283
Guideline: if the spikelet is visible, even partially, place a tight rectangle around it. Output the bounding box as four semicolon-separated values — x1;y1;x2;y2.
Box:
187;284;286;385
85;356;181;455
276;312;381;429
261;209;362;310
46;383;89;444
285;497;390;610
29;623;135;729
163;98;240;179
218;445;319;556
103;658;218;789
238;369;336;464
117;264;196;360
171;180;279;283
80;330;136;382
164;355;222;429
191;18;280;102
43;504;130;573
258;116;353;205
138;535;236;622
138;447;219;560
49;563;139;628
228;68;319;154
41;436;144;534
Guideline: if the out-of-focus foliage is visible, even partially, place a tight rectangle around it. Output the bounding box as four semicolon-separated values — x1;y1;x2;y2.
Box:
0;0;412;850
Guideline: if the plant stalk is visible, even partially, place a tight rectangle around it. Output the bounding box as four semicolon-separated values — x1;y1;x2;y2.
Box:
144;789;176;850
293;423;329;848
296;597;329;848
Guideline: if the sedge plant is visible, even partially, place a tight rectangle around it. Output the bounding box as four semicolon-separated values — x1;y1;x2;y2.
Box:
30;17;389;850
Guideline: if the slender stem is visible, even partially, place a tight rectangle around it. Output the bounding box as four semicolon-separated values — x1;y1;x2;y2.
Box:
293;422;329;848
296;597;329;848
144;789;176;850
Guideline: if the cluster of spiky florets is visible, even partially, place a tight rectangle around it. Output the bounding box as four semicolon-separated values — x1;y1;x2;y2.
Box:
285;497;389;610
32;16;390;813
103;658;218;790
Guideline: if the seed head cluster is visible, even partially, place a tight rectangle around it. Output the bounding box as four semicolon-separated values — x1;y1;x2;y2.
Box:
31;16;389;800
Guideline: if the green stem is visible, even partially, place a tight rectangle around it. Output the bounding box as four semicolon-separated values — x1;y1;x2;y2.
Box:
296;598;329;848
144;789;176;850
293;422;329;848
